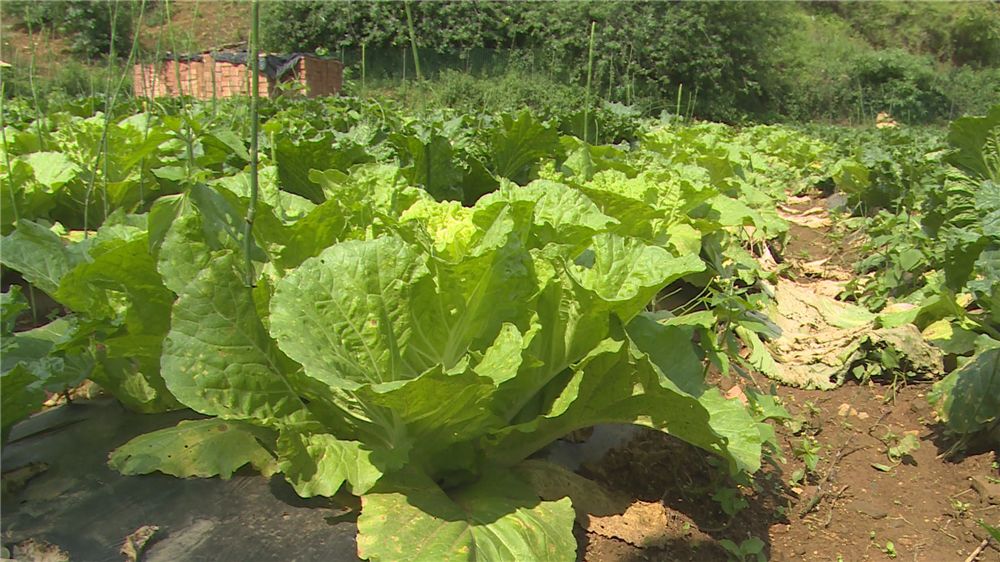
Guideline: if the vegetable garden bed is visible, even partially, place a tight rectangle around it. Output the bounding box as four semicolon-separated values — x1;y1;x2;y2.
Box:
2;97;998;561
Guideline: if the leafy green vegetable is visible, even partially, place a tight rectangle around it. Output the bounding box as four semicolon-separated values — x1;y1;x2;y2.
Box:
161;253;315;427
929;348;1000;438
1;365;46;442
357;468;576;562
109;419;279;480
4;97;862;560
945;104;1000;182
1;286;28;333
0;220;85;296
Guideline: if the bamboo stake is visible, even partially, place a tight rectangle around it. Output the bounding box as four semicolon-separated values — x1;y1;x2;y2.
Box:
244;0;260;287
583;22;596;144
404;1;423;82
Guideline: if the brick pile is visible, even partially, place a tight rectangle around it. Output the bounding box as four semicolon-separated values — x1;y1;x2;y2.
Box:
133;53;343;99
297;57;343;97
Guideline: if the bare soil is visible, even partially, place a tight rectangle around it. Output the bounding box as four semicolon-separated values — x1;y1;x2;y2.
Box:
579;383;998;562
0;1;248;78
139;1;249;54
580;191;1000;562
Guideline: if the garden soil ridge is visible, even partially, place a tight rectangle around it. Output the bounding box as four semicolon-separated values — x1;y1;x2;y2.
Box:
579;192;999;562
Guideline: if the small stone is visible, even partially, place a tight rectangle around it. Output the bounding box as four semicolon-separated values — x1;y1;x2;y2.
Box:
970;475;1000;505
972;523;992;541
849;500;888;519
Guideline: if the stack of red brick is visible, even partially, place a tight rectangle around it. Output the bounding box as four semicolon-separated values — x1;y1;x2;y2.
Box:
133;53;343;99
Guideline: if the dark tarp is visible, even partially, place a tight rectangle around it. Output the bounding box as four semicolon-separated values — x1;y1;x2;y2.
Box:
1;399;360;561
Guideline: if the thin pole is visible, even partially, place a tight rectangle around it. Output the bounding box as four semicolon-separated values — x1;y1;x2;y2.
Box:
583;22;596;144
675;83;683;119
404;1;423;81
244;0;260;287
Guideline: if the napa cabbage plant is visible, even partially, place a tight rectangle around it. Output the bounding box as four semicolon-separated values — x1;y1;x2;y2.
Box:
110;178;770;561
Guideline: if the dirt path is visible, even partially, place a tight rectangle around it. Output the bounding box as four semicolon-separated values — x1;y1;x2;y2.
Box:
582;192;1000;562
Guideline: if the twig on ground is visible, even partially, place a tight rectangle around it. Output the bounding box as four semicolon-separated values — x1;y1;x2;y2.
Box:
822;484;850;527
938;527;959;541
865;410;892;440
799;443;863;518
963;537;990;562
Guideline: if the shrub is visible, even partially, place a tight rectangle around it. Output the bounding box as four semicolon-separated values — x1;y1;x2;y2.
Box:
261;0;792;123
847;49;949;123
944;67;1000;118
4;0;138;60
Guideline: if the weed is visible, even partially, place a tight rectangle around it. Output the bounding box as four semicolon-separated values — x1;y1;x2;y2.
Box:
790;436;822;485
950;498;971;518
881;431;920;463
719;536;766;562
712;487;750;517
803;400;821;417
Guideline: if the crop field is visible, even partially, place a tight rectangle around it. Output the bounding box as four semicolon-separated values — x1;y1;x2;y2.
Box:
1;2;999;562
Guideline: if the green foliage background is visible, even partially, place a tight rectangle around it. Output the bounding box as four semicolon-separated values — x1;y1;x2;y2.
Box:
1;1;998;122
257;0;999;123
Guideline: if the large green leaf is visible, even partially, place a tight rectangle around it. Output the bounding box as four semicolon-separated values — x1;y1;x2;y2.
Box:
155;184;275;294
1;286;28;333
276;197;351;270
945;104;999;182
929;348;1000;437
487;111;561;184
628;315;763;473
624;312;707;394
494;180;617;248
473;323;534;387
576;170;670;241
91;347;181;414
275;133;373;203
354;366;503;471
162;253;316;427
1;317;91;395
399;197;482;260
56;234;173;335
393;132;464;202
1;159;57;233
488;337;741;471
488;262;607;421
110;419;278;480
270;236;427;388
147;193;185;256
47;231;179;412
1;364;46;441
308;164;419;220
409;235;534;371
276;431;383;497
0;220;85;295
357;468;576;562
559;138;635;182
488;236;702;423
23;151;80;189
969;249;1000;323
569;234;705;321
